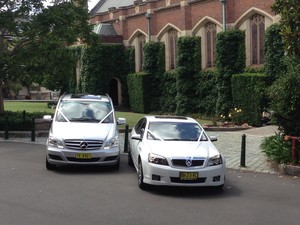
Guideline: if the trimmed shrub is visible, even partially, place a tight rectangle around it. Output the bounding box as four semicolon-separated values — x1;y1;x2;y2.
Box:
216;30;245;117
127;72;151;113
195;70;218;117
264;23;285;82
176;36;201;115
231;73;269;126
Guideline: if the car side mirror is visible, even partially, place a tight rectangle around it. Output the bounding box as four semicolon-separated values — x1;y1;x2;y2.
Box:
209;136;218;142
43;115;53;121
131;133;142;141
117;118;126;125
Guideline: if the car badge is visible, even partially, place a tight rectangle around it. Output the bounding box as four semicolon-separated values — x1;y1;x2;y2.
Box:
80;141;88;149
185;158;192;167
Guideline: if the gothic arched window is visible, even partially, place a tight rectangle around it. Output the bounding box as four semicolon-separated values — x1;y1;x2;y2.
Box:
251;14;265;65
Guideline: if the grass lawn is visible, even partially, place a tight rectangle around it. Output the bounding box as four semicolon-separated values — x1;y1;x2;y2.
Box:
4;101;212;128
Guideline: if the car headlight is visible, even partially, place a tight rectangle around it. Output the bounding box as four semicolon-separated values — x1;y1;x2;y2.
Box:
208;154;223;166
103;136;119;149
48;136;64;149
148;153;169;166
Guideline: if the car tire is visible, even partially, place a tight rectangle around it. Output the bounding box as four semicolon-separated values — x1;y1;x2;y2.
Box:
112;158;120;171
138;160;147;190
46;158;56;170
128;149;133;167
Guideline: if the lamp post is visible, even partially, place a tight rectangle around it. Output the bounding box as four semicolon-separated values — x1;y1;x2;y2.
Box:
145;13;151;41
220;0;226;31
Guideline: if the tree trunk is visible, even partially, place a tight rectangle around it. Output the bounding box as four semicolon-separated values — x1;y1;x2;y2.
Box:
0;81;4;113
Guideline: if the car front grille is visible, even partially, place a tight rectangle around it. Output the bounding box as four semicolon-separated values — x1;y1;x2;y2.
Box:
66;157;101;162
172;159;205;167
64;139;103;150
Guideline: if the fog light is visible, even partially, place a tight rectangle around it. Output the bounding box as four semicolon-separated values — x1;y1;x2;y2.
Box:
213;176;221;182
152;174;161;181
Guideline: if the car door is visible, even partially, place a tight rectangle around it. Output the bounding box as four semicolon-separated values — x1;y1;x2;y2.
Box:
130;118;147;167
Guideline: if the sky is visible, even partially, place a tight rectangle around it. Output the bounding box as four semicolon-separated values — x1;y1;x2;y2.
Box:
87;0;98;10
44;0;99;11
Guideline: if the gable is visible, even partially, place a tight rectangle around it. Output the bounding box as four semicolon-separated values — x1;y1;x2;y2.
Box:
90;0;138;15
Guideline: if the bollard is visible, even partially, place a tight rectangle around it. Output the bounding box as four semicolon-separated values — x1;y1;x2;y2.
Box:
240;134;246;167
31;117;35;142
124;124;129;153
4;116;9;140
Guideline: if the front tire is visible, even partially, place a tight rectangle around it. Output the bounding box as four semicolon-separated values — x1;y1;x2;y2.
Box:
46;158;56;170
137;160;147;190
128;149;133;167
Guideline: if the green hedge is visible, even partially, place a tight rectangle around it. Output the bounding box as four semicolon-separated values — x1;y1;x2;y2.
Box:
195;70;218;117
232;73;269;126
160;71;177;113
216;30;245;116
127;72;151;113
264;23;285;82
78;43;130;107
176;36;201;115
0;111;54;131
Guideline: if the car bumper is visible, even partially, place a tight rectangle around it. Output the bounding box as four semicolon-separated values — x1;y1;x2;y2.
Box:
46;145;120;167
142;162;225;187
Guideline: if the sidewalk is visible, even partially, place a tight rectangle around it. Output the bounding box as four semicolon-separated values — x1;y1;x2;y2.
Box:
0;125;280;174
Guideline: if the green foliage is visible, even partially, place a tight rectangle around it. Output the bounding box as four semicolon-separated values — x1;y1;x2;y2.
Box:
127;72;151;113
160;71;177;113
232;73;269;126
0;111;54;131
142;42;165;112
195;70;218;117
260;135;295;164
80;43;129;98
176;36;201;115
268;57;300;136
143;42;165;76
0;1;96;112
264;23;285;81
272;0;300;57
216;30;245;116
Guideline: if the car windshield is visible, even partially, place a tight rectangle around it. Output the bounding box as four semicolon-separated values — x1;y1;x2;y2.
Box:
55;100;113;123
147;122;207;141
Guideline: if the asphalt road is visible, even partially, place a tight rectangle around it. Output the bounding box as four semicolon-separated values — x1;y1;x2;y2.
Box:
0;142;299;225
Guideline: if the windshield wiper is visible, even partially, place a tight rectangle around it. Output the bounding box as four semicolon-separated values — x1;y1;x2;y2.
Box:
70;118;100;122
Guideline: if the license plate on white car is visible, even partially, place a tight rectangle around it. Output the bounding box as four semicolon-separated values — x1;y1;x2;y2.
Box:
179;172;198;180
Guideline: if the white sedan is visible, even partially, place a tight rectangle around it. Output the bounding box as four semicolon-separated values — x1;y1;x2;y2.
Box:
128;115;226;190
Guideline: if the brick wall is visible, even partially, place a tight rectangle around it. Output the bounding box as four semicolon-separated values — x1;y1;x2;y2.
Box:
90;0;276;43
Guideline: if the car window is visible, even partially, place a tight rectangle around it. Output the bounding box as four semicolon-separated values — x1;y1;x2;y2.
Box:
147;122;207;141
134;118;146;135
55;100;113;123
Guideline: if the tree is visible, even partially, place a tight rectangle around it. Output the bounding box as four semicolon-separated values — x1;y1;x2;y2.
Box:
0;0;95;113
272;0;300;57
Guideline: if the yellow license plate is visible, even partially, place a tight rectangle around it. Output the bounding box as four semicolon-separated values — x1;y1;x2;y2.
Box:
179;172;198;180
76;153;92;159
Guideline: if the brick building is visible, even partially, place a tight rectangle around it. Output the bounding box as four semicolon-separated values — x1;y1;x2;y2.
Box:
90;0;279;72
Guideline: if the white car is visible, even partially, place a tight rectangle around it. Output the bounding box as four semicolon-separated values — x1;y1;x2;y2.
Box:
128;115;225;189
44;94;126;170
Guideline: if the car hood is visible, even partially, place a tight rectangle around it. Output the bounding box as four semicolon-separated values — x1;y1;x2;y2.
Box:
50;122;116;141
146;141;220;158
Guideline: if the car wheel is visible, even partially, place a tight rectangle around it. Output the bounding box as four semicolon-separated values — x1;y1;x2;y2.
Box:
46;158;56;170
137;160;147;190
128;148;133;167
112;158;120;171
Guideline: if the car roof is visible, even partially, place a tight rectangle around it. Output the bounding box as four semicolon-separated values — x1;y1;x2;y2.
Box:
60;94;111;102
145;115;198;123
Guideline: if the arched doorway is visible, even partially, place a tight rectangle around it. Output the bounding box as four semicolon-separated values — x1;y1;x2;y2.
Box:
109;78;119;106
